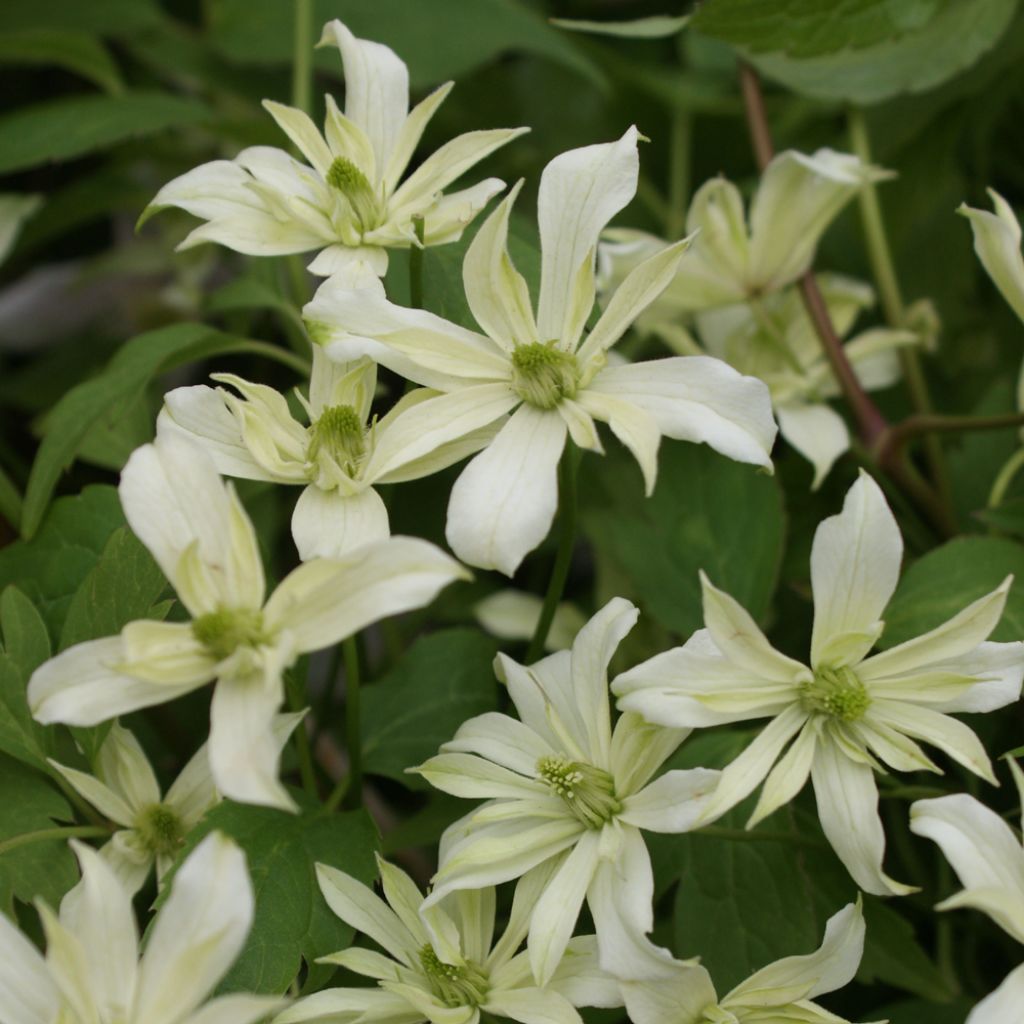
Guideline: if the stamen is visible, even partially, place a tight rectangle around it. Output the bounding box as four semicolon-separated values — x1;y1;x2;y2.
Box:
510;342;578;409
136;802;185;857
419;945;489;1007
537;755;621;828
191;607;268;661
801;665;871;722
308;403;367;477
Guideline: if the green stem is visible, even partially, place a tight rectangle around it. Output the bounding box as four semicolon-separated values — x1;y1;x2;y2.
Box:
525;447;580;663
665;110;692;239
989;446;1024;508
323;773;350;813
286;669;318;798
341;635;363;810
848;108;953;512
409;217;426;309
694;825;827;850
0;825;110;856
291;0;315;117
235;339;311;376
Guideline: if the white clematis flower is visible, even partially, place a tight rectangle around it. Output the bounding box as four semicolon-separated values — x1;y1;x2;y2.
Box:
141;19;527;279
657;275;916;488
911;767;1024;1024
27;434;468;812
276;854;620;1024
0;830;282;1024
415;598;720;984
159;349;500;560
614;471;1024;896
598;148;891;316
305;129;776;575
620;900;867;1024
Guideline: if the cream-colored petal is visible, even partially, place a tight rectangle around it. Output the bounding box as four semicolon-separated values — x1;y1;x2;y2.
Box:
0;897;59;1024
576;390;660;495
960;188;1024;325
382;81;452;194
619;768;720;833
261;100;334;178
291;484;391;561
967;965;1024;1024
776;401;850;491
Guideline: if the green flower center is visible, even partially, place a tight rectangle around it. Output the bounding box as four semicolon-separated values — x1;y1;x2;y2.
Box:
419;945;489;1007
325;157;380;231
510;342;578;409
801;665;871;722
308;404;367;477
537;755;621;828
191;607;269;661
136;802;185;857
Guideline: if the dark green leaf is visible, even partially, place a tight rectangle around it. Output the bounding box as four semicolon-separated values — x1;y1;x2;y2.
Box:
361;629;500;788
0;588;53;770
975;497;1024;538
0;92;209;175
0;30;124;93
0;0;161;34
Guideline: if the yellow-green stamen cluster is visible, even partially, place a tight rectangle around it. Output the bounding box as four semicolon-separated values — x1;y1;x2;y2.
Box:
308;404;367;477
325;157;380;230
191;607;268;661
510;342;578;410
419;945;489;1007
136;802;185;857
801;665;871;722
537;755;621;828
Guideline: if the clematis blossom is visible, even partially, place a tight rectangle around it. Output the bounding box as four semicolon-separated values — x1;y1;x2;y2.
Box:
415;598;720;984
305;129;776;575
0;830;282;1024
28;434;467;812
276;855;620;1024
620;900;868;1024
614;471;1024;896
159;348;500;560
911;764;1024;1024
141;19;526;279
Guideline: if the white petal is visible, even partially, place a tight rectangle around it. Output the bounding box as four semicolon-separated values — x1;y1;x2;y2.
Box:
185;994;287;1024
0;903;59;1024
485;987;582;1024
29;635;211;727
959;189;1024;325
473;591;583;652
446;405;567;576
265;536;467;652
747;719;820;827
496;650;572;752
179;212;328;258
322;93;377;180
810;470;902;669
275;987;419;1024
418;179;507;246
416;752;546;801
319;19;409;174
776;402;850;491
133;832;254;1024
291;484;391;561
119;620;217;686
922;641;1024;713
307;243;388;279
96;722;161;811
619;768;720;832
588;357;776;467
967;965;1024;1024
528;831;601;986
382;81;452;194
576;390;660;495
261;100;334;177
545;934;624;1009
48;761;136;828
165;742;219;829
620;965;716;1024
810;739;914;896
609;712;689;795
146;159;264;225
537;128;640;349
441;711;556;777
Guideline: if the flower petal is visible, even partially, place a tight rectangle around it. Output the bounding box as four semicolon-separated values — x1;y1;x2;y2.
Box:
165;741;219;829
776;401;850;491
416;752;547;800
185;994;288;1024
810;738;914;896
747;719;820;828
261;100;334;177
967;965;1024;1024
441;711;556;777
546;934;624;1009
537;128;640;350
609;712;689;795
576;390;660;495
307;243;389;279
446;405;567;576
959;189;1024;325
382;81;452;193
485;987;583;1024
291;484;391;561
587;357;776;467
48;761;136;828
119;620;216;686
133;832;254;1024
0;902;59;1024
810;470;902;668
920;641;1024;713
619;767;720;832
96;721;164;814
620;964;717;1024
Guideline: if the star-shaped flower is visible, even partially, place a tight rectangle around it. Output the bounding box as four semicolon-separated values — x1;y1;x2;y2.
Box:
276;855;620;1024
28;433;467;811
159;349;500;560
141;19;527;279
0;831;282;1024
614;471;1024;896
306;129;776;575
415;598;720;984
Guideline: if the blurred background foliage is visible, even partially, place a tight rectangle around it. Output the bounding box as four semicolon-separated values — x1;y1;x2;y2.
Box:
1;1;1024;1021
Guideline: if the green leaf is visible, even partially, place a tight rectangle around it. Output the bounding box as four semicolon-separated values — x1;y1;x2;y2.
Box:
975;497;1024;538
171;802;379;994
880;537;1024;648
0;0;161;34
551;15;690;39
361;629;500;787
0;588;53;770
0;486;125;640
0;30;124;93
0;755;78;914
580;441;785;638
207;0;603;89
0;92;209;175
692;0;1016;104
21;323;295;540
59;527;168;651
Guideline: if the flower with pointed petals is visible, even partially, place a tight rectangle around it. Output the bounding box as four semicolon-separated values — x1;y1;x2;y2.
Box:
654;275;917;488
910;762;1024;1024
620;900;868;1024
599;148;891;317
141;19;526;279
614;471;1024;896
28;434;468;812
0;830;283;1024
414;598;720;984
276;855;620;1024
159;349;500;560
305;129;776;575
